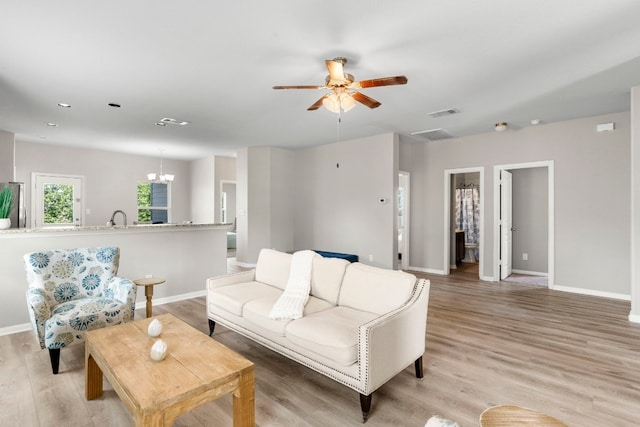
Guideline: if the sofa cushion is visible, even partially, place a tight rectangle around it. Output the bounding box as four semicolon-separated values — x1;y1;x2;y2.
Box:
285;306;378;366
310;256;350;305
338;263;416;315
209;281;282;316
244;295;334;336
255;249;292;291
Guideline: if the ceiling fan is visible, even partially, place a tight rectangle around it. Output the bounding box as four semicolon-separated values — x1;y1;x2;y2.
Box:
273;57;408;112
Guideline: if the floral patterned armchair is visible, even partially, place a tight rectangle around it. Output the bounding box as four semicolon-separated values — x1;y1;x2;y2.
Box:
24;247;137;374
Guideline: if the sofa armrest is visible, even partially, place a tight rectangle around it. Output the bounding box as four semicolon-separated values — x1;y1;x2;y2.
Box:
207;269;256;290
358;278;430;394
26;287;51;349
104;277;137;321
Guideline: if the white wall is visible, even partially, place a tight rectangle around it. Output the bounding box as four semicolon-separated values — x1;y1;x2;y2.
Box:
293;133;398;268
631;87;640;320
236;147;294;264
214;156;236;223
15;142;192;226
401;111;631;296
0;130;14;182
190;156;216;223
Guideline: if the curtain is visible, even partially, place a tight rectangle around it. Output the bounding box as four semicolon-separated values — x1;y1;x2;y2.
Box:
455;187;480;260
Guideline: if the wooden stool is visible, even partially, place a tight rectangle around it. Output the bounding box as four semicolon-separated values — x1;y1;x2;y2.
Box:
133;277;166;318
480;405;567;426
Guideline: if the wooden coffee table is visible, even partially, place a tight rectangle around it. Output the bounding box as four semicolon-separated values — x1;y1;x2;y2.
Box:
85;313;255;426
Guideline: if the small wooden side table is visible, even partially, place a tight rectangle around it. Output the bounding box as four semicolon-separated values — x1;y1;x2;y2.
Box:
133;277;166;318
480;405;567;426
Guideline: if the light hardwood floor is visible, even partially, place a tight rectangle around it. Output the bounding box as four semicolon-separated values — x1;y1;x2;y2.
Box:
2;265;640;426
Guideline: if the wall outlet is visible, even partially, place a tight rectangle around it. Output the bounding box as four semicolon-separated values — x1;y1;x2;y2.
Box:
145;274;153;278
522;253;528;261
369;254;374;262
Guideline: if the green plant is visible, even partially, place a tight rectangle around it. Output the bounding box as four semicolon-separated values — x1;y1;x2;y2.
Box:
0;186;14;218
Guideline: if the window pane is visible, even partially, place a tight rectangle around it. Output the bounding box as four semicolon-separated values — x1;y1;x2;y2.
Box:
151;209;168;224
43;184;73;225
137;182;169;223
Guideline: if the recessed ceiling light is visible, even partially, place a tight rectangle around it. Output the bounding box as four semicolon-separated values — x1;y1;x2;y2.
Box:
44;122;58;127
57;103;71;108
108;103;121;108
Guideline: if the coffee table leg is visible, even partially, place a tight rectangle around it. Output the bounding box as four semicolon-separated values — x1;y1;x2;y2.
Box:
233;369;255;427
85;351;103;400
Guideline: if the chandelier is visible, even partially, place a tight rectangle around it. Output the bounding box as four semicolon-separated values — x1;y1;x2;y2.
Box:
147;151;174;183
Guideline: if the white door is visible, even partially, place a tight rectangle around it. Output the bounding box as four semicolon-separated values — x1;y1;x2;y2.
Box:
500;170;513;279
398;172;410;270
33;174;84;228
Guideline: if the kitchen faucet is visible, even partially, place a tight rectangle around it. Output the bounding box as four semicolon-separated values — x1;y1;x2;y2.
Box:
108;210;127;227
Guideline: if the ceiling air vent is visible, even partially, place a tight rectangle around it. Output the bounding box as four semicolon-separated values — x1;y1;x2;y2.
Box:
411;128;454;141
427;108;460;118
160;117;190;126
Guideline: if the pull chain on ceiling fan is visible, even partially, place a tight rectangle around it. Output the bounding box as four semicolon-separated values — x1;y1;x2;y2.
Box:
273;57;408;113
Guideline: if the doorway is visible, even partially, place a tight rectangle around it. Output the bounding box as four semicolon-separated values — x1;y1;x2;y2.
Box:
32;173;84;228
443;167;484;278
493;161;554;287
398;172;410;270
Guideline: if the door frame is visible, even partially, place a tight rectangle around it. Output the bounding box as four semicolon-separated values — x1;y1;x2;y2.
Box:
31;172;85;228
443;167;485;278
398;171;410;270
219;180;237;224
493;161;555;286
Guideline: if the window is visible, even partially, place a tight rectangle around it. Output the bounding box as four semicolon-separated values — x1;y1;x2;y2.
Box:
32;173;84;228
137;182;170;224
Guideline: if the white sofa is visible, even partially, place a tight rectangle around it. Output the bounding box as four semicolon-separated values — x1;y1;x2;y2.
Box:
206;248;430;421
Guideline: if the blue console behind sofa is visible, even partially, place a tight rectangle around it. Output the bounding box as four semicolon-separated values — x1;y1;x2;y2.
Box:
313;250;359;263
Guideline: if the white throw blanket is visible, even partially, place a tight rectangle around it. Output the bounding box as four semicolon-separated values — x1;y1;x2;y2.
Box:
269;250;318;320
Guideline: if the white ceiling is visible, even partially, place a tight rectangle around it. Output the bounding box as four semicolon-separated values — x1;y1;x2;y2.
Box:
2;1;640;160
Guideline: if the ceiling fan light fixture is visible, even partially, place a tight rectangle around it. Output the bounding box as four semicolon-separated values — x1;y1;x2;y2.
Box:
339;92;356;112
495;122;508;132
322;91;356;113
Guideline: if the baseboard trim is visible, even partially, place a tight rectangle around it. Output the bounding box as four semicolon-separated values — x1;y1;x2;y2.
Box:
408;266;446;275
0;322;32;337
135;290;207;311
628;313;640;323
235;261;257;268
512;269;547;277
553;285;630;301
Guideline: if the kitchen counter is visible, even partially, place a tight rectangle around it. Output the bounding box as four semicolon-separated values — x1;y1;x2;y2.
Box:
0;222;231;235
0;222;229;332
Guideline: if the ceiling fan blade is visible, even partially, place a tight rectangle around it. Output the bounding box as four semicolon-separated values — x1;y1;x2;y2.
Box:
325;59;346;81
307;95;328;111
273;85;325;90
352;91;381;109
351;75;408;89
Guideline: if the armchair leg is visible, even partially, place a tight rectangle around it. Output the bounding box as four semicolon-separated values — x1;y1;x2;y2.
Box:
414;356;424;378
359;393;372;422
208;319;216;336
49;348;61;375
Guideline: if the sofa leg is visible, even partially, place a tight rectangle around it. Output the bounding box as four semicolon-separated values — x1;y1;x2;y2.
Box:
360;393;372;422
414;356;424;378
48;348;60;375
208;319;216;336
